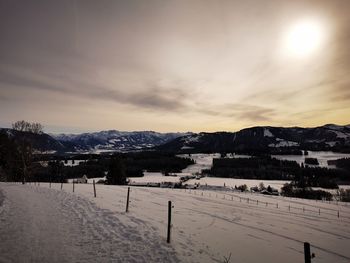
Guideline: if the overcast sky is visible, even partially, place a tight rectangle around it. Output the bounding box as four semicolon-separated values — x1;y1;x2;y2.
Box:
0;0;349;133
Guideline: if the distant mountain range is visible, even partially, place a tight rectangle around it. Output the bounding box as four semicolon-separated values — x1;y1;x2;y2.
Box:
51;130;191;152
1;124;350;154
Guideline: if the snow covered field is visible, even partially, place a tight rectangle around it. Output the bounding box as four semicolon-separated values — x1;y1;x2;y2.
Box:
72;152;350;190
178;153;221;174
129;174;349;193
129;172;181;184
129;173;289;191
1;182;350;263
178;153;251;174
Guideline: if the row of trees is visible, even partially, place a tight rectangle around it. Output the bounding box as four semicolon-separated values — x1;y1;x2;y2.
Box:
205;156;348;189
33;158;127;185
281;183;333;200
52;152;193;181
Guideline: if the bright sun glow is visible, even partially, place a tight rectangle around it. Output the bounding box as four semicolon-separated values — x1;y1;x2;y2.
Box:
284;19;325;58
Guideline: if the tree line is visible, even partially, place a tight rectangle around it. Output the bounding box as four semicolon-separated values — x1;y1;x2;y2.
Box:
205;156;349;189
0;122;194;185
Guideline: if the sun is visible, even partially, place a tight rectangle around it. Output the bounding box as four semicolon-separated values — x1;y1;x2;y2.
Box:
284;19;325;58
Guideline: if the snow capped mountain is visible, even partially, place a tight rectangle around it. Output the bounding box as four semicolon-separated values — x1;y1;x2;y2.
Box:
52;130;191;152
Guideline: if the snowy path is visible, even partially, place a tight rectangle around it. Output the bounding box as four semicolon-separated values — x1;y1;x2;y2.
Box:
0;184;178;263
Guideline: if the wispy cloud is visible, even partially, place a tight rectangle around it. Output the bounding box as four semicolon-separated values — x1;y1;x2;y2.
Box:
195;103;276;122
92;85;189;111
0;65;191;111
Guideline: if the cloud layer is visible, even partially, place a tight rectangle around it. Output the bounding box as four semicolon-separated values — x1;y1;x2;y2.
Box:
0;0;349;133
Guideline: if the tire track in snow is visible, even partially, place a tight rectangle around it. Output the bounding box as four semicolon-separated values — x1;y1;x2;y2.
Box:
186;207;350;261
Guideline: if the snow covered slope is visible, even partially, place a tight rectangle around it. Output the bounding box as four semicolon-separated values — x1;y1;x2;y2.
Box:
2;183;349;263
157;124;350;153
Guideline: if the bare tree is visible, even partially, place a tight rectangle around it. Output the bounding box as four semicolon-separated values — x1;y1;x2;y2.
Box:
18;140;32;184
11;120;44;183
30;123;44;134
12;120;29;132
12;120;44;134
222;253;232;263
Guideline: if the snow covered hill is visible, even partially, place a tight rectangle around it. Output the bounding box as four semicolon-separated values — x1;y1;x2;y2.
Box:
1;183;349;263
157;124;350;153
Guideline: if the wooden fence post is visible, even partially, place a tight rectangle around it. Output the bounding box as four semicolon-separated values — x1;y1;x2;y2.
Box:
73;181;75;193
126;187;130;212
93;180;96;198
304;242;314;263
167;201;173;243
